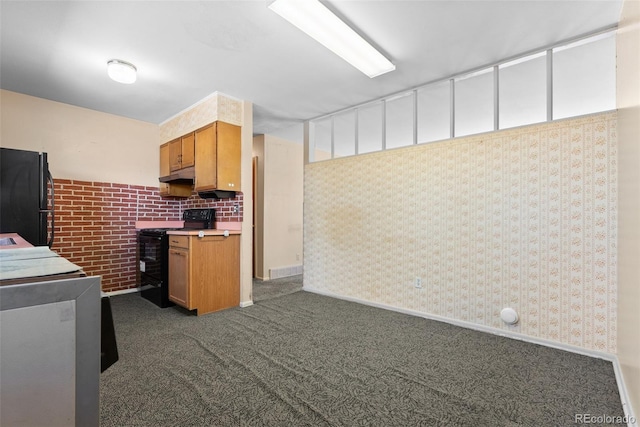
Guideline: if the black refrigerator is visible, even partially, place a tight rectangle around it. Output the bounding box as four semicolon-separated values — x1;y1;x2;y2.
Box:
0;147;54;247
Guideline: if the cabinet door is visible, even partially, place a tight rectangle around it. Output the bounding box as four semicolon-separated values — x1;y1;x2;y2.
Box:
159;143;170;196
168;248;190;308
216;122;241;192
169;138;182;172
191;235;240;315
181;132;195;168
159;143;171;177
159;142;192;197
194;124;217;192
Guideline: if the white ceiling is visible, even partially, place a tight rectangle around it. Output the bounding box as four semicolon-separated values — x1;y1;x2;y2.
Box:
0;1;623;136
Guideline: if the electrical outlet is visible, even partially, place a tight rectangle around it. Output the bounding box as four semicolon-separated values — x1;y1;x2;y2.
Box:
233;203;239;213
415;277;422;289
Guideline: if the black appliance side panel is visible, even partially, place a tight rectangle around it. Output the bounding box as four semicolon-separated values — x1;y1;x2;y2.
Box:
39;152;51;246
0;148;47;246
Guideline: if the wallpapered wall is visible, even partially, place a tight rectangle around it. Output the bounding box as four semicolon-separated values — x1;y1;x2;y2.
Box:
304;111;617;353
160;92;243;142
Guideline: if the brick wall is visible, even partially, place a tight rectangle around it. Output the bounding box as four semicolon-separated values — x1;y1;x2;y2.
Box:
184;193;244;222
53;179;243;292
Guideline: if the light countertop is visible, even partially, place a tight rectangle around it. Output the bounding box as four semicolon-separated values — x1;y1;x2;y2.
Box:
0;245;84;284
166;229;241;236
134;220;184;230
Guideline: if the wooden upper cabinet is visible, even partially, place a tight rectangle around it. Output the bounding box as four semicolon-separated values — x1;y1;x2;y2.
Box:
194;124;216;190
159;141;193;198
217;122;241;192
159;121;239;197
194;122;241;192
168;133;195;172
181;133;195;169
169;138;182;172
160;142;171;177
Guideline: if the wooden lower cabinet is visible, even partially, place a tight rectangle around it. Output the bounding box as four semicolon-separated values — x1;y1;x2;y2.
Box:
168;247;190;308
168;234;240;315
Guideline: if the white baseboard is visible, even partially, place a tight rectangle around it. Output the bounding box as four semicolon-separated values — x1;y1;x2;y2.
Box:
270;264;303;280
612;358;638;427
304;286;636;426
104;288;257;310
102;287;139;297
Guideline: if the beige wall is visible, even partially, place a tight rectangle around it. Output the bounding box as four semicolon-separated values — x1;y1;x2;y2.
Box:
0;90;160;187
240;101;254;305
253;135;266;278
253;134;303;280
305;112;618;354
616;0;640;418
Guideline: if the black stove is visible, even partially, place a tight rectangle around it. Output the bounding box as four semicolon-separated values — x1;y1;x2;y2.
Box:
138;209;215;307
140;228;181;234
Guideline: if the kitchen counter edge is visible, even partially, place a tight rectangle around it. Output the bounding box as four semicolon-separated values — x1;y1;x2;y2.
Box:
166;229;241;236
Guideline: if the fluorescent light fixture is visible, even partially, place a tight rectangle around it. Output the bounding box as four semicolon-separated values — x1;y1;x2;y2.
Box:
107;59;137;84
268;0;395;78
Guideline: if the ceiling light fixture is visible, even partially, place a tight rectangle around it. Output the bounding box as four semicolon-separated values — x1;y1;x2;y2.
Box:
107;59;137;84
268;0;395;78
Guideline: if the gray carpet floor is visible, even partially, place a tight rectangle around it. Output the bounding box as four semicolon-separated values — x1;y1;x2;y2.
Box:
101;277;624;426
252;275;303;302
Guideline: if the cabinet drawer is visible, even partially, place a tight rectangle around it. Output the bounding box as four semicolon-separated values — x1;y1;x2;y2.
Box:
168;235;189;249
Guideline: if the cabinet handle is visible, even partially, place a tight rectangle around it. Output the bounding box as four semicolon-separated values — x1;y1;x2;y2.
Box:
170;250;186;256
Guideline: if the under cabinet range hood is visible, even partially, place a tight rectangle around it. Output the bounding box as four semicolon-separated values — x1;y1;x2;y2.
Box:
158;166;195;184
198;190;236;199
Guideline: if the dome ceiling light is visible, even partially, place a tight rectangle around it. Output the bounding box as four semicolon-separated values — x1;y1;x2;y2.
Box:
107;59;137;84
